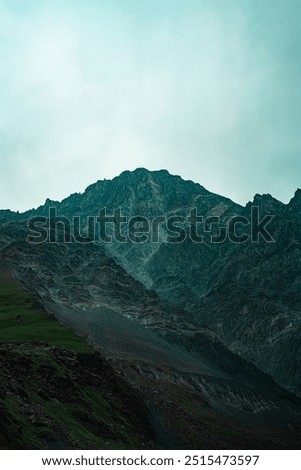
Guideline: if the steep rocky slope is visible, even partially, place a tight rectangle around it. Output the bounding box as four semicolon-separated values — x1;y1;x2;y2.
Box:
3;168;299;395
184;191;301;395
1;218;301;449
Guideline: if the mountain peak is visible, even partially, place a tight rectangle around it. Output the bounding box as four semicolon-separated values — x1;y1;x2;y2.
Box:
44;197;57;206
285;188;301;218
293;188;301;200
246;193;284;213
119;168;172;179
253;193;279;202
120;167;149;177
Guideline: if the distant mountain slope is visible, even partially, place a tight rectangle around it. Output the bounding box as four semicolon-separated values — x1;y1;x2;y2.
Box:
1;218;301;449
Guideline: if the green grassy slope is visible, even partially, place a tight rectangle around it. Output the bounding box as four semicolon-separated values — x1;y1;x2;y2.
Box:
0;272;153;450
0;272;89;351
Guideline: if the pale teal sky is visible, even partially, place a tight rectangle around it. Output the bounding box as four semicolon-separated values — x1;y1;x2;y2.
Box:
0;0;300;211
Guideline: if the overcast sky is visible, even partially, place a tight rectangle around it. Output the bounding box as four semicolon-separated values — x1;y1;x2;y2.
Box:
0;0;300;211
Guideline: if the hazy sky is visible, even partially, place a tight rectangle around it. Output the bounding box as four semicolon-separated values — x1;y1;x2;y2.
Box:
0;0;300;211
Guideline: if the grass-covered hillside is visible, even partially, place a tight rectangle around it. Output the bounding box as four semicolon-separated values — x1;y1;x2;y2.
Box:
0;271;153;450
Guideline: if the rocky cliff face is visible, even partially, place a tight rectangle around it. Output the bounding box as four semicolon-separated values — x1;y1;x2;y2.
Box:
1;168;301;448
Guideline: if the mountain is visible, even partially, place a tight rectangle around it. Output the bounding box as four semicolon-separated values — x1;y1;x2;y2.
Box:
1;168;301;449
9;167;300;395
